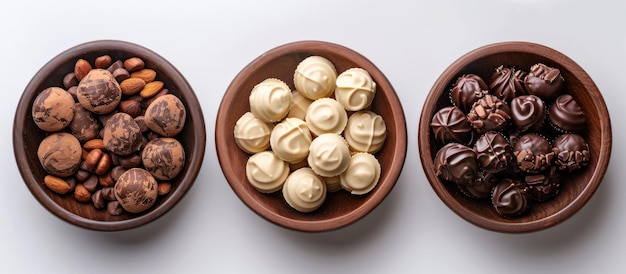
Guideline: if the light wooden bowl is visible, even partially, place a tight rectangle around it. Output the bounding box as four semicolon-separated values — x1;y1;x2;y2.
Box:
216;41;407;232
419;41;611;233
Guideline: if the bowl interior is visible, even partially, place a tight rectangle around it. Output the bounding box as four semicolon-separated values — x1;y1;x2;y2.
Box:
419;42;611;233
216;41;407;232
14;40;206;231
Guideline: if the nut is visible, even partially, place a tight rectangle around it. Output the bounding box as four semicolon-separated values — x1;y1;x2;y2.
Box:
158;182;172;196
74;183;91;202
118;99;142;117
95;55;112;69
139;81;164;98
119;77;146;96
84;148;104;172
131;68;156;83
74;59;92;81
124;57;145;72
44;175;71;194
94;153;111;175
83;139;105;150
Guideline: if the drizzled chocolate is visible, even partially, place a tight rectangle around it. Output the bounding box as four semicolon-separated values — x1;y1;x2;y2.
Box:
430;106;473;145
549;94;586;132
473;132;512;173
491;179;529;217
450;74;488;113
434;143;479;186
489;66;527;102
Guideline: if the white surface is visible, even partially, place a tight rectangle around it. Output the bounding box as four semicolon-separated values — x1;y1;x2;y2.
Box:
2;1;624;273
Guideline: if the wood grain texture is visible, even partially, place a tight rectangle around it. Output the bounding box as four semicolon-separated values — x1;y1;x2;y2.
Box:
215;41;407;232
418;41;611;233
13;40;206;231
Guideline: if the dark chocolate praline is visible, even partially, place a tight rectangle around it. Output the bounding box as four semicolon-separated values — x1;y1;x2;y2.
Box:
510;95;546;132
457;172;498;199
552;133;590;172
549;94;586;133
450;74;489;113
430;106;473;145
434;143;479;186
513;133;555;173
524;63;564;101
489;66;527;102
467;95;512;134
491;178;529;217
473;132;513;174
524;168;561;202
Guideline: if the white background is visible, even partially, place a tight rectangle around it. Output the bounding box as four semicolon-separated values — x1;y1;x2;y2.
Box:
2;1;624;273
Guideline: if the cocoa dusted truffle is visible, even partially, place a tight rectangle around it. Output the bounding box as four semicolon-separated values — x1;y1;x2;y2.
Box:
524;169;561;202
68;103;101;142
549;94;586;132
430;106;473;145
491;179;529;217
510;95;546;132
450;74;489;113
141;137;185;180
553;133;590;172
32;87;75;132
76;69;122;114
103;112;142;156
524;63;564;101
467;95;512;134
489;65;527;102
37;132;82;177
513;133;555;173
434;143;479;186
457;172;498;199
114;168;158;213
144;94;187;137
473;132;513;173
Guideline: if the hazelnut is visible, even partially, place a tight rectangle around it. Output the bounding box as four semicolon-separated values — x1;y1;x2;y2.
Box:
114;168;158;213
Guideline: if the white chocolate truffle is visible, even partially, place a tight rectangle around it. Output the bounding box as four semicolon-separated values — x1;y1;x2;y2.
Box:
344;111;387;153
282;167;327;213
340;153;381;195
246;151;289;193
306;98;348;136
32;87;75;132
287;90;313;120
234;112;272;154
294;56;337;100
270;118;312;164
307;133;351;177
249;78;292;123
322;175;342;193
335;68;377;111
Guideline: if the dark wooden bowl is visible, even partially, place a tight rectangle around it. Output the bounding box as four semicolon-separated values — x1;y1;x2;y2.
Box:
13;40;206;231
216;41;407;232
419;41;612;233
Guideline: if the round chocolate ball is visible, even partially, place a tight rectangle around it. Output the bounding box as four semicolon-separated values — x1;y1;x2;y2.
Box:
524;63;564;101
549;94;586;132
103;112;142;156
553;133;590;172
513;133;555;173
489;65;527;103
467;95;512;134
32;87;75;132
434;143;479;186
142;137;185;180
510;95;546;132
76;69;122;114
430;106;473;145
68;103;101;142
37;132;82;177
473;132;513;174
491;178;529;217
457;172;498;199
450;74;489;113
524;170;561;202
114;168;158;213
144;94;187;137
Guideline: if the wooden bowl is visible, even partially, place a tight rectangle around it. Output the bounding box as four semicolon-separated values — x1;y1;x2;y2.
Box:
419;41;612;233
216;41;407;232
13;40;206;231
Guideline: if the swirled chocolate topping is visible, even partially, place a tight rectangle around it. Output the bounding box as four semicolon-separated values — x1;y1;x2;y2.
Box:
473;132;513;173
491;179;529;217
435;143;479;186
450;74;489;113
549;94;586;132
489;65;527;102
510;95;546;132
430;106;473;145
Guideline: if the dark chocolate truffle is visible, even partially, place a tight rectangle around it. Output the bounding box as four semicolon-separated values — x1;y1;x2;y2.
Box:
76;69;122;114
103;112;142;156
467;95;512;134
430;106;473;145
524;168;561;202
145;94;187;137
524;63;564;101
37;132;82;177
549;94;586;132
489;66;527;102
513;133;555;173
457;172;498;199
553;133;590;172
114;168;158;213
434;143;479;186
450;74;489;113
491;179;529;217
68;103;101;142
32;87;75;132
142;137;186;180
510;95;546;132
473;132;512;173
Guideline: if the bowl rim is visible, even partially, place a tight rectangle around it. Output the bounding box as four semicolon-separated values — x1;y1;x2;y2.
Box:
215;40;407;232
13;39;206;231
418;41;612;233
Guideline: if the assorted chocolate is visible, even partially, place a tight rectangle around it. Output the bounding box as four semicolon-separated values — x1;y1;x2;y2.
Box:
431;63;590;217
32;55;187;216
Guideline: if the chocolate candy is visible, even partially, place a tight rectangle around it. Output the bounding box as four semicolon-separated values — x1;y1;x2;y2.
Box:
524;63;564;101
457;172;498;199
450;74;489;113
553;133;590;172
434;143;479;186
510;95;546;132
549;94;586;132
141;137;185;180
467;95;512;134
524;169;561;202
68;103;101;142
513;133;555;173
76;69;122;114
32;87;75;132
114;168;158;213
430;106;473;145
144;94;187;137
103;112;142;156
489;65;527;102
491;179;529;217
37;133;82;177
473;132;512;173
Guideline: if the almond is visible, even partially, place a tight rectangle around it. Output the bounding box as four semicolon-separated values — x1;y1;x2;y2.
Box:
139;81;164;98
119;77;146;96
74;59;92;81
44;175;71;194
83;139;105;150
74;183;91;203
130;68;156;83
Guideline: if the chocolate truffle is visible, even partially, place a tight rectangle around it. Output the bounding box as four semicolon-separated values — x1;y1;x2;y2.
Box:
553;133;590;172
114;168;158;213
524;169;561;202
344;111;387;154
282;167;327;213
234;112;272;154
68;103;101;142
37;132;82;177
144;94;187;137
524;63;564;101
513;133;555;173
340;152;381;195
305;98;348;135
491;179;529;217
307;133;351;177
32;87;76;132
450;74;489;113
467;95;512;134
457;172;498;199
430;106;473;145
489;65;527;102
141;137;185;180
246;151;289;193
294;56;337;100
270;117;312;164
548;94;586;132
510;95;546;132
334;68;377;111
434;143;479;186
76;69;122;114
473;132;513;173
103;112;142;156
249;78;292;123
